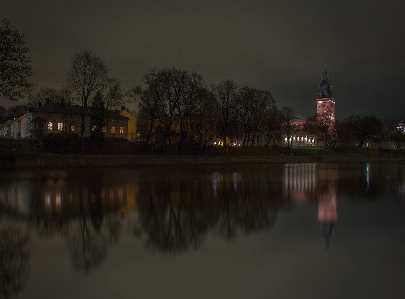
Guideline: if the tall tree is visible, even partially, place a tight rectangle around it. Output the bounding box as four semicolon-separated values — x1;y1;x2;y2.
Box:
264;101;281;147
236;87;274;146
7;103;30;118
0;19;33;101
304;113;332;147
67;51;109;142
104;77;125;111
280;107;295;148
134;68;204;147
90;91;105;141
342;115;384;148
192;84;219;149
28;87;62;108
212;80;238;146
130;70;166;145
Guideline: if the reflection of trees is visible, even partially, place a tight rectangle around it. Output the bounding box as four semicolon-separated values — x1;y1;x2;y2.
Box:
68;190;106;272
0;225;30;299
138;177;215;254
216;166;284;240
63;178;124;272
3;163;405;265
136;166;286;253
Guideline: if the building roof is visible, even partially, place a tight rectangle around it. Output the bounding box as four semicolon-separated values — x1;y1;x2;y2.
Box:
318;66;333;98
31;102;128;120
32;102;88;115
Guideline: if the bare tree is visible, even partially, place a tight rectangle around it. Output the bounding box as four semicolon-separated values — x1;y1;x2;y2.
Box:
67;51;109;143
280;107;294;148
134;68;204;148
0;20;33;101
28;87;62;108
212;80;238;146
304;113;332;147
264;101;281;147
236;87;273;146
342;115;384;148
130;71;166;145
193;85;219;149
7;104;30;118
104;77;125;111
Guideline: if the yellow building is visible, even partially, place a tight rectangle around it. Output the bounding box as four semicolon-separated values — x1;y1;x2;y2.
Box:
120;109;137;142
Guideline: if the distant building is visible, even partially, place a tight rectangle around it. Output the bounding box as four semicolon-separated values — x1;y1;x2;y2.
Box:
9;102;132;141
0;119;12;137
119;107;137;142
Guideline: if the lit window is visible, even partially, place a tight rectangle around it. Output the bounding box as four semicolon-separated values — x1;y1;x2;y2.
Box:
92;125;97;131
48;122;53;130
111;126;116;133
119;126;124;134
45;193;51;206
71;125;75;132
102;126;106;132
57;123;63;130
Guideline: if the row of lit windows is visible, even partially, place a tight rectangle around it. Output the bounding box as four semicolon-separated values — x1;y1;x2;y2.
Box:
47;122;64;131
92;125;125;134
46;122;125;134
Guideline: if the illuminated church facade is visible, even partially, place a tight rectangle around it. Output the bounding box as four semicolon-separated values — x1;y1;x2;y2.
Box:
284;66;336;148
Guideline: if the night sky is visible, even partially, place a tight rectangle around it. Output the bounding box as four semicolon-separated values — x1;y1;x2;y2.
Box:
1;1;405;121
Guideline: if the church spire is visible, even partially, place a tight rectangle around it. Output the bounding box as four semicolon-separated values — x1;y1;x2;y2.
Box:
322;65;329;82
318;65;332;98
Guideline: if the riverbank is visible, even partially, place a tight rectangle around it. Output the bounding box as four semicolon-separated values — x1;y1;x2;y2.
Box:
1;152;405;168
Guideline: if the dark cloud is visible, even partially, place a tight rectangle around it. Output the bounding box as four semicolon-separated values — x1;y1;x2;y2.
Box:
1;1;404;121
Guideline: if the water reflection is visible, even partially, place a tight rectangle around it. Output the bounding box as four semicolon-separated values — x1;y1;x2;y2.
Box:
0;163;404;297
0;225;30;299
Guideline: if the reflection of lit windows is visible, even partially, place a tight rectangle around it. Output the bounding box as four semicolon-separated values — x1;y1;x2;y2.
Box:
118;188;123;201
45;193;51;206
232;172;239;191
119;126;124;134
110;189;114;200
57;123;63;130
48;122;53;130
212;173;219;196
56;193;61;205
111;126;116;133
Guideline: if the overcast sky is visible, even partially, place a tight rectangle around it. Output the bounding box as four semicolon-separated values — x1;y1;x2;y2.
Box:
1;0;405;121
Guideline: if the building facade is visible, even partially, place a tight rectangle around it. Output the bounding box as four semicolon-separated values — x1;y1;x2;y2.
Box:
9;102;131;141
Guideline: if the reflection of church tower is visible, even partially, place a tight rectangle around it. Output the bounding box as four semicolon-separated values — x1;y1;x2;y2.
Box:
317;66;336;125
318;186;337;249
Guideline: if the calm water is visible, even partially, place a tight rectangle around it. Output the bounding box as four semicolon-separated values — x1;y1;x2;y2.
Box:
1;162;405;299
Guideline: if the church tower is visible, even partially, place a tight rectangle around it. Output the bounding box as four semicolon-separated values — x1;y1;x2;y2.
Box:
316;66;335;125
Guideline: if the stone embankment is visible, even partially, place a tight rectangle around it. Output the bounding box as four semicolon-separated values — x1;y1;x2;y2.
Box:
1;153;404;168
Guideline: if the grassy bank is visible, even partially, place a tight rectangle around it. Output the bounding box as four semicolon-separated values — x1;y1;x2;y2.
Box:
1;139;404;168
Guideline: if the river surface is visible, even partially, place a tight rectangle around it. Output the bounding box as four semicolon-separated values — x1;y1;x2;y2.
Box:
0;162;405;299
